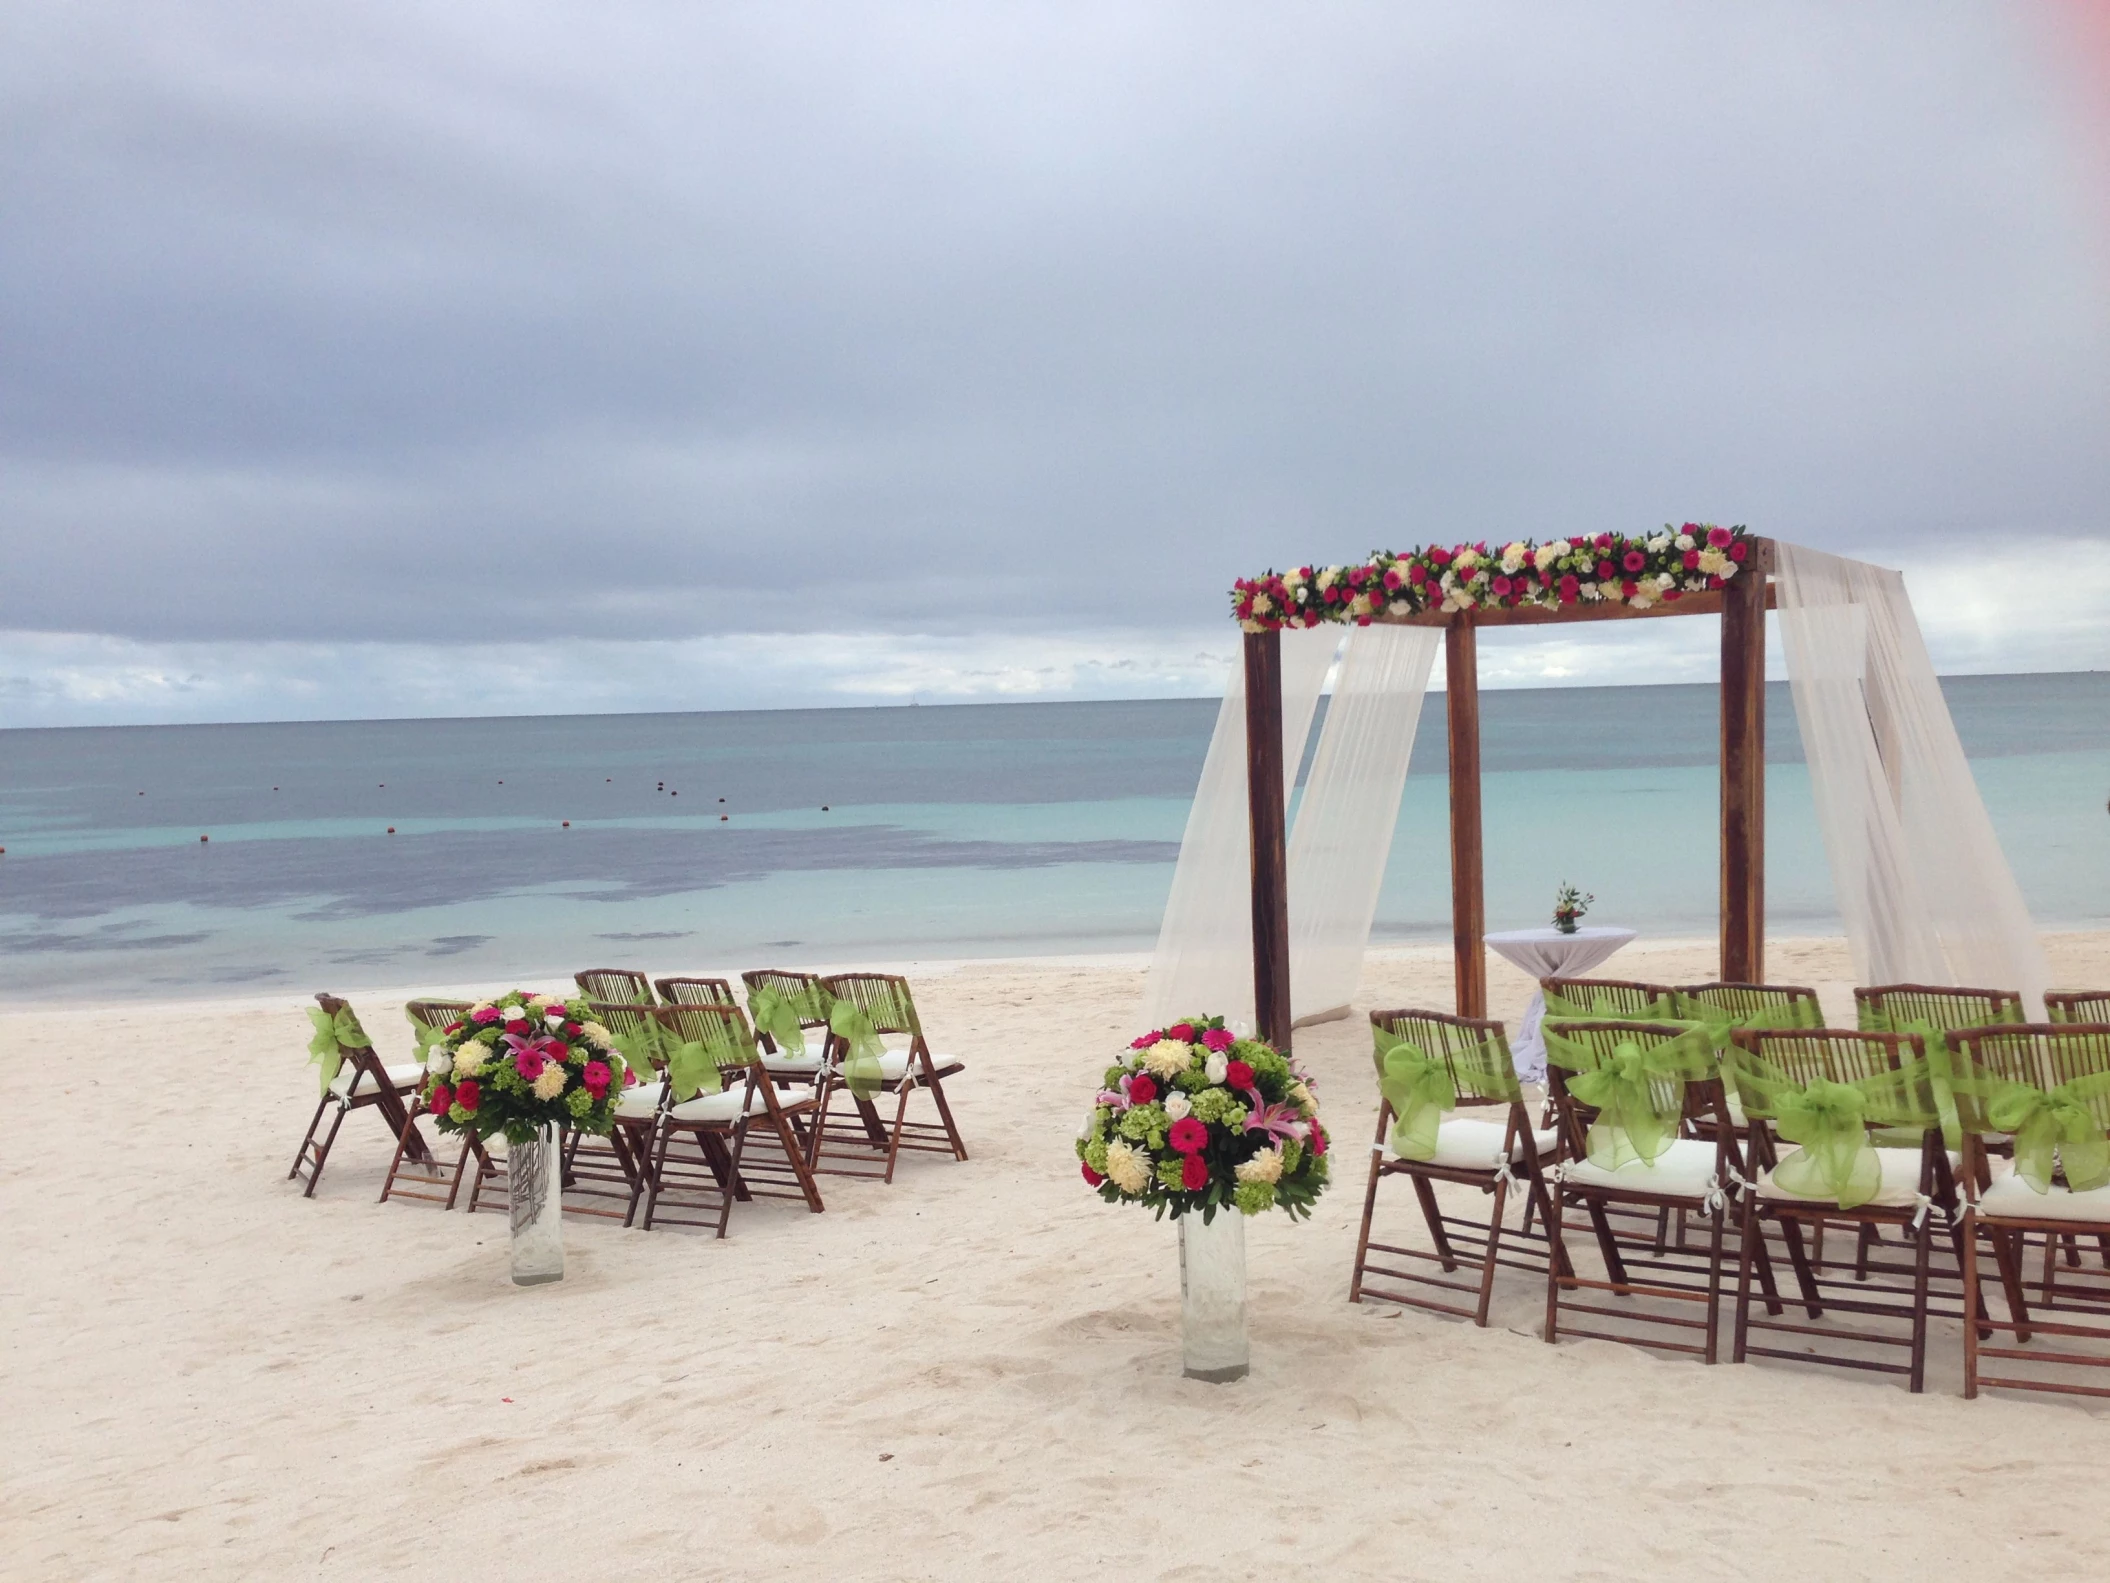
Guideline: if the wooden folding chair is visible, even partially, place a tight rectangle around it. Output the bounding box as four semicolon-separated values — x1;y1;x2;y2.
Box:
576;968;653;1004
1731;1028;1964;1393
1542;1019;1763;1363
633;1003;825;1235
2047;991;2110;1025
813;973;968;1183
1349;1008;1567;1326
1954;1022;2110;1400
654;976;737;1006
739;968;832;1093
289;993;435;1198
378;999;490;1209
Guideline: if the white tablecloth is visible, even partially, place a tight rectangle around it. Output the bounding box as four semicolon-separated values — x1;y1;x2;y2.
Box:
1485;926;1638;1082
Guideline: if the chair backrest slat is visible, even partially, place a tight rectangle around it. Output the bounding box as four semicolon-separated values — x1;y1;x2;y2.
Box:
2047;991;2110;1025
821;973;920;1037
1675;981;1822;1027
1543;977;1677;1016
406;999;471;1032
741;969;833;1024
1541;1018;1725;1129
576;969;653;1005
1856;983;2023;1033
654;976;736;1007
657;1003;761;1074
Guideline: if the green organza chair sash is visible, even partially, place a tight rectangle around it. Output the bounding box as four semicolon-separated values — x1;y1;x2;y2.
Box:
1370;1027;1514;1161
607;1024;728;1103
1951;1064;2110;1195
306;1005;369;1096
1541;986;1680;1026
828;1001;889;1102
1725;1049;1939;1209
748;985;813;1058
1672;993;1820;1053
1543;1024;1715;1169
1859;1003;2023;1148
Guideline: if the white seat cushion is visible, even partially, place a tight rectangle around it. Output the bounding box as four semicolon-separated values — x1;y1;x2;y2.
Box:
1756;1146;1937;1209
1978;1174;2110;1224
614;1080;666;1121
762;1052;824;1072
1381;1116;1559;1169
332;1060;425;1097
668;1086;778;1124
1562;1138;1721;1200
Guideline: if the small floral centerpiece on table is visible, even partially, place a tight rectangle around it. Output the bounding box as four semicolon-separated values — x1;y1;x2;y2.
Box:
420;991;631;1143
1078;1014;1331;1382
1552;883;1593;935
1079;1015;1330;1219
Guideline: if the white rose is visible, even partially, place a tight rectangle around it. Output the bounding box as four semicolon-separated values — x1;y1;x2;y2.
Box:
1078;1110;1099;1140
1205;1052;1229;1084
425;1047;453;1075
1675;533;1695;551
1648;534;1670;552
1164;1091;1193;1121
545;1008;567;1026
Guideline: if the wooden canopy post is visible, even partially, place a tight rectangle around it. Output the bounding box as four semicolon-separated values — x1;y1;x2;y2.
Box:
1242;630;1293;1053
1445;619;1487;1018
1719;541;1770;982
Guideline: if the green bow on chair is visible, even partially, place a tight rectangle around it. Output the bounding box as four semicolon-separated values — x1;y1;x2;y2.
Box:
1983;1076;2110;1195
828;1001;887;1102
306;1005;369;1097
749;986;811;1058
607;1025;724;1103
1729;1052;1938;1210
1544;1024;1713;1169
1371;1030;1454;1160
1673;995;1814;1054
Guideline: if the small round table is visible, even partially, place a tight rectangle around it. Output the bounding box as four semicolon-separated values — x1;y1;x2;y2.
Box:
1484;925;1638;1082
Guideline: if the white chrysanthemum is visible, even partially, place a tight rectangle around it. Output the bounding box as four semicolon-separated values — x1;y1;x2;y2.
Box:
425;1047;453;1075
1141;1039;1195;1079
1102;1139;1153;1194
579;1021;613;1048
1697;547;1729;576
1250;593;1273;616
1500;541;1527;573
1348;592;1370;616
1288;1080;1314;1112
1316;568;1336;590
1535;540;1570;568
1453;548;1479;570
1164;1091;1193;1121
1205;1052;1229;1085
452;1047;487;1079
1236;1147;1284;1185
531;1064;568;1101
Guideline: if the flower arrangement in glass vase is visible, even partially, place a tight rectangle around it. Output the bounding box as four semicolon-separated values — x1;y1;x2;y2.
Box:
1552;883;1594;935
1078;1015;1330;1219
418;990;633;1144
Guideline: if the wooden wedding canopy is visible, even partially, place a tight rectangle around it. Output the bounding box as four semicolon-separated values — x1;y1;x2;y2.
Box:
1240;536;1776;1053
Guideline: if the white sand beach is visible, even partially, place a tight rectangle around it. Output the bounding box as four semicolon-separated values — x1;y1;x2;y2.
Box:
7;933;2110;1580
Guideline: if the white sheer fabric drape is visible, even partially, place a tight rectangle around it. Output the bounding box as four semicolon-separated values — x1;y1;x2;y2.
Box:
1140;628;1337;1028
1775;543;2047;1012
1287;624;1441;1024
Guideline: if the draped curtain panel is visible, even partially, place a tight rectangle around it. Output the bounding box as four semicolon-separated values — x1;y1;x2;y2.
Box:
1286;623;1441;1024
1775;543;2047;1012
1140;627;1337;1029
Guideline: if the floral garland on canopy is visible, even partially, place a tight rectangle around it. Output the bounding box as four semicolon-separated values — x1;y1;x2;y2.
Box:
1231;522;1751;631
418;991;633;1145
1079;1016;1330;1218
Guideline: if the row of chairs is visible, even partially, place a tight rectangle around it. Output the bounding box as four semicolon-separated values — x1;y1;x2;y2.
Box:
287;967;969;1240
1351;976;2110;1400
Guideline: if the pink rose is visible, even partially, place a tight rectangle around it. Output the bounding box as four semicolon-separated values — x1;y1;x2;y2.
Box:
1491;575;1512;598
1557;574;1579;602
1181;1154;1209;1191
1225;1059;1256;1091
1127;1073;1158;1106
1621;549;1646;573
1081;1162;1104;1187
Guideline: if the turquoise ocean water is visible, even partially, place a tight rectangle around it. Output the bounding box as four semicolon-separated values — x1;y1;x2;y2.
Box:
1;674;2105;1001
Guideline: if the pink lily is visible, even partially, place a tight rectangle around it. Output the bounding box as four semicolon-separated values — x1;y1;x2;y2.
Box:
1245;1098;1311;1145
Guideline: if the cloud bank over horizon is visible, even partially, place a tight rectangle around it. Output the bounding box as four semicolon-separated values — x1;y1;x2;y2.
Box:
4;1;2107;726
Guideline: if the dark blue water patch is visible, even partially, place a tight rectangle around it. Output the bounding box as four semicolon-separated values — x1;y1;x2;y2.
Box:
429;934;493;956
0;925;212;953
594;930;693;942
0;823;1182;922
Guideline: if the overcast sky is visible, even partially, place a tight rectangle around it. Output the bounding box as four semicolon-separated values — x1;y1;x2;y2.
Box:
3;1;2106;726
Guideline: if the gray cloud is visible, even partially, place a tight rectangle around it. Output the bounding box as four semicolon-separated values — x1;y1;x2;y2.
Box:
2;1;2106;670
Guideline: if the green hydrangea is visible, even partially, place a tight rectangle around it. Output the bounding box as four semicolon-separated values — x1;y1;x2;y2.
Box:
566;1087;594;1118
1173;1066;1212;1093
1155;1156;1189;1191
1247;1046;1292;1088
1234;1181;1276;1215
1083;1139;1109;1173
1281;1138;1304;1175
1118;1102;1167;1150
1103;1064;1129;1089
1190;1087;1240;1125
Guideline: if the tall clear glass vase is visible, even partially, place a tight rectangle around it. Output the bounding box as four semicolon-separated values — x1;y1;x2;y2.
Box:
1179;1209;1249;1382
508;1124;564;1286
